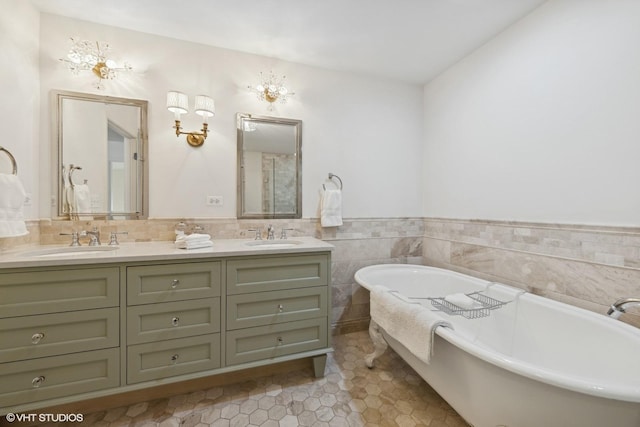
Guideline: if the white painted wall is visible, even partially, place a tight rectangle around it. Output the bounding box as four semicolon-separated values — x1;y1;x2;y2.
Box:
0;0;39;220
38;14;424;220
422;0;640;226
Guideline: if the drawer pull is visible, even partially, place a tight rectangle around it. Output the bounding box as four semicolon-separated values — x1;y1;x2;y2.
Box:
277;336;283;345
32;376;45;388
31;332;45;344
171;279;180;289
171;317;180;327
171;354;179;364
278;304;284;313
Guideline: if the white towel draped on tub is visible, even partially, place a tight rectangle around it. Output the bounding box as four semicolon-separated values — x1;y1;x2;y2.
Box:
0;173;28;238
320;189;343;227
370;285;452;364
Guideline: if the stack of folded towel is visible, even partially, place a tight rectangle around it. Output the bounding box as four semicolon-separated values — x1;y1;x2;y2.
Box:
175;233;213;250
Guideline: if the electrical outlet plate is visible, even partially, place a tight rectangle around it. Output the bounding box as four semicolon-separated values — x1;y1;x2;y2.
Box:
206;195;223;206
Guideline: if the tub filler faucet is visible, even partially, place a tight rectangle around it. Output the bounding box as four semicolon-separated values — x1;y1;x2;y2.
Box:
607;297;640;319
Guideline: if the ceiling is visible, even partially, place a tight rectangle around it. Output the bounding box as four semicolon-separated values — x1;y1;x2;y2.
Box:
30;0;547;85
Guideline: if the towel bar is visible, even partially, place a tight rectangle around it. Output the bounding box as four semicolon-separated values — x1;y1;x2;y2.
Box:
0;146;18;175
323;172;343;190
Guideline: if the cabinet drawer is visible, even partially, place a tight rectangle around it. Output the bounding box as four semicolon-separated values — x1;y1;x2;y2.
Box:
0;268;119;318
226;254;329;295
226;318;327;366
227;287;327;330
0;308;119;361
127;262;221;305
127;334;220;384
127;298;220;344
0;348;119;407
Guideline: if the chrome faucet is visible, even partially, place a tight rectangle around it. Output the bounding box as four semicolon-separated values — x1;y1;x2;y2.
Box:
606;297;640;319
267;224;275;240
81;226;101;246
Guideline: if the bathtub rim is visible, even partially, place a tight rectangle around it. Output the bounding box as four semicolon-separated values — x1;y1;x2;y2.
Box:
355;263;640;403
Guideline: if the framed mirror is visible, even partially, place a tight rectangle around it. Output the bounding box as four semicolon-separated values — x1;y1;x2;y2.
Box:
53;90;148;219
237;113;302;219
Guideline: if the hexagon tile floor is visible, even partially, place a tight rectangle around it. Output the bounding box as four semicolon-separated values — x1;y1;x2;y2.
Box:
45;331;469;427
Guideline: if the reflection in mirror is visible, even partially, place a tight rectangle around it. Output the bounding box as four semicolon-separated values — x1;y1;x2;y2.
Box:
237;113;302;219
53;90;148;219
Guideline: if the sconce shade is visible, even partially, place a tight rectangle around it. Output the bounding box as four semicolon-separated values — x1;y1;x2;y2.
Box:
168;91;214;147
166;91;189;115
194;95;215;118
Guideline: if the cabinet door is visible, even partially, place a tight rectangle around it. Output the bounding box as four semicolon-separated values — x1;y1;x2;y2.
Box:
127;261;221;305
227;287;327;330
0;348;119;407
227;254;329;295
0;268;119;318
127;298;220;344
0;308;119;361
226;318;327;366
127;334;221;384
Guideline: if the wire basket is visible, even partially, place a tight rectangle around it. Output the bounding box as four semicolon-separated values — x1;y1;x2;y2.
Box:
428;292;507;319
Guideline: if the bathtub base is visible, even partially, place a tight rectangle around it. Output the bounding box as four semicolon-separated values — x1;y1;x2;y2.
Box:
382;331;640;427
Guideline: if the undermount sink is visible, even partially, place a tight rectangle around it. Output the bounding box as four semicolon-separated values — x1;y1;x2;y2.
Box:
22;245;119;258
244;240;303;249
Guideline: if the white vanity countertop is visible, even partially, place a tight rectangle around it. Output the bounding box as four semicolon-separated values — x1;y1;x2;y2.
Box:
0;236;334;269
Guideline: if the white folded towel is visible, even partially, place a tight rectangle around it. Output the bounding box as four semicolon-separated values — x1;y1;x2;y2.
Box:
320;189;343;227
175;233;213;249
444;293;479;310
175;240;214;250
0;173;28;238
370;285;452;364
73;184;91;214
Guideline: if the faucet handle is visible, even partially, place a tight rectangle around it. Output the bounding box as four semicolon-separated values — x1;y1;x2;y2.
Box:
247;228;262;240
280;228;294;239
109;231;129;246
60;231;80;246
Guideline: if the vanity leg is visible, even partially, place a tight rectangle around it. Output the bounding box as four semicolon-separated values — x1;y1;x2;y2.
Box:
365;320;388;369
313;354;327;378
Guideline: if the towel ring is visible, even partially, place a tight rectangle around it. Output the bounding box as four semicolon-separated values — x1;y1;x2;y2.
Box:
69;164;82;187
323;172;343;190
0;146;18;175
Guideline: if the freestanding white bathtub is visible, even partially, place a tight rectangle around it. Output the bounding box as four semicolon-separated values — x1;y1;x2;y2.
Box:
354;264;640;427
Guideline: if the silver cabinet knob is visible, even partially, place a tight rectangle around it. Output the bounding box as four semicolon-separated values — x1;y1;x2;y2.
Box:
32;376;45;388
171;317;180;327
171;279;180;289
277;336;283;345
171;354;179;364
278;304;284;313
31;332;45;344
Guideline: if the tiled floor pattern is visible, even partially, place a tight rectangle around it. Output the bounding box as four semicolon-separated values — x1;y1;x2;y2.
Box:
47;331;468;426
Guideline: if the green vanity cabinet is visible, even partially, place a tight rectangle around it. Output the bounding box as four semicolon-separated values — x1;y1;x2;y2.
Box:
0;250;332;415
225;254;330;372
125;261;222;384
0;267;121;409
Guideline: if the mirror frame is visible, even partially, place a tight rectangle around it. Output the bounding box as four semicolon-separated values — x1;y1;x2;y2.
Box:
52;90;149;220
236;113;302;219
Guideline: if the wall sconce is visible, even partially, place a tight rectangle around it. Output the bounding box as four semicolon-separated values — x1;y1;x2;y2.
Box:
59;37;132;89
166;91;215;147
248;71;294;111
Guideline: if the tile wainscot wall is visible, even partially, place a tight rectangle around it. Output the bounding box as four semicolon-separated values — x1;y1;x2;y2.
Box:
2;217;638;329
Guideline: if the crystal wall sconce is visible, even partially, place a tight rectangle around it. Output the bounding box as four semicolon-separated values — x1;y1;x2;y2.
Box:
248;71;294;111
59;37;132;89
166;91;215;147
